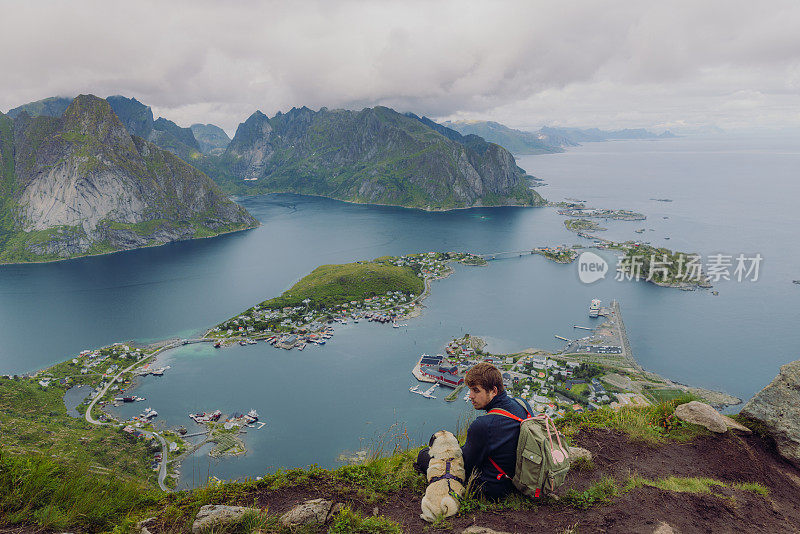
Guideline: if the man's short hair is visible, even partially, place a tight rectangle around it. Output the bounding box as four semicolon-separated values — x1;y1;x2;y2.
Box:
465;362;504;394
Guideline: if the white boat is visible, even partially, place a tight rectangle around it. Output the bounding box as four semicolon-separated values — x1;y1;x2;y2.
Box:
589;299;601;318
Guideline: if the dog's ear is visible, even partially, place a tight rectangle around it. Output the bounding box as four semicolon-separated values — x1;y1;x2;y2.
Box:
429;433;437;447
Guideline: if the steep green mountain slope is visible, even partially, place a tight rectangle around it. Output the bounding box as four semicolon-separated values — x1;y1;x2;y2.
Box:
0;112;18;252
198;106;544;210
0;95;257;263
442;120;565;155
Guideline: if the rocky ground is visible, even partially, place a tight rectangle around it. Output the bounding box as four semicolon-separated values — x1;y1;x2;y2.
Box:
144;427;800;533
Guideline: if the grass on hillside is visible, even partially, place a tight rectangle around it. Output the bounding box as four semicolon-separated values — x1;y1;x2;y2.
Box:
557;394;707;444
561;474;769;510
0;453;159;533
644;387;691;403
0;377;156;481
254;260;424;312
2;394;765;533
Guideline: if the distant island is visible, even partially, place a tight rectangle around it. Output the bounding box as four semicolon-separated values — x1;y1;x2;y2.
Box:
444;120;676;155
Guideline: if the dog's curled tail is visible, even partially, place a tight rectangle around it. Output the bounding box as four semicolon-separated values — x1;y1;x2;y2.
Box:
440;494;460;518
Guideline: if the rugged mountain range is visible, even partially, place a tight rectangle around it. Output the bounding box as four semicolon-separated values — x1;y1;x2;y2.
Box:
7;96;542;210
0;95;257;263
8;95;207;162
198;106;543;210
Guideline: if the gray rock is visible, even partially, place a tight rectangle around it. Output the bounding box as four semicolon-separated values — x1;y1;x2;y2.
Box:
653;522;678;534
568;446;592;461
137;517;157;534
191;505;259;533
675;401;730;433
741;360;800;468
463;527;513;534
280;498;334;527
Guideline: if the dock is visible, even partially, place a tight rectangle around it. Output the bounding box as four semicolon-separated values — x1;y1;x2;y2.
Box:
611;300;641;371
554;335;571;342
573;325;593;331
410;383;438;398
411;355;437;383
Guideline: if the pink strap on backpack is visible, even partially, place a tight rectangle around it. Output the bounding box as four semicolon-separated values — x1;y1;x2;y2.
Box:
532;414;567;464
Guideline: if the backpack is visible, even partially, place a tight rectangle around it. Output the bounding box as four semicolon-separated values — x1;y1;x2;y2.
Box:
488;399;571;498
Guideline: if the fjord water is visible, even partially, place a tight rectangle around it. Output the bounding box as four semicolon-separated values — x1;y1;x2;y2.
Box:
1;135;798;488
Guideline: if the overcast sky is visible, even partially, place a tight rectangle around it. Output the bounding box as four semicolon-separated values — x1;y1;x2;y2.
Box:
2;0;799;135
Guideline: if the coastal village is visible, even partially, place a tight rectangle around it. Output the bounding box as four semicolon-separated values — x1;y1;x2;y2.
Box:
410;298;737;416
6;250;737;492
205;252;474;350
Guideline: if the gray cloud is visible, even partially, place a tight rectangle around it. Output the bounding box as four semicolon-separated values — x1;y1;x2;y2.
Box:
2;0;799;133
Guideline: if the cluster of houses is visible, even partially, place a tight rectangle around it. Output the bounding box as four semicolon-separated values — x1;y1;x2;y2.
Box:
213;288;419;339
388;251;452;279
211;252;483;343
420;337;645;419
532;245;578;262
71;344;141;376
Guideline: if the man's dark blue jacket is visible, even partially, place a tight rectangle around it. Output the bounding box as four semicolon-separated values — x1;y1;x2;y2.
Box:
462;390;530;498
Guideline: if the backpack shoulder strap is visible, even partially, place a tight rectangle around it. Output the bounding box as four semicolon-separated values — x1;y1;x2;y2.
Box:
512;396;534;417
487;408;524;422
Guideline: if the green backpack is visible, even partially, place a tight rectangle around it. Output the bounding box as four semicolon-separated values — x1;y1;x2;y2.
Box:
488;400;571;498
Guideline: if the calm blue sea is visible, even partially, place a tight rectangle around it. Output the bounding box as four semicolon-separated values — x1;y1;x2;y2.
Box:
1;135;797;487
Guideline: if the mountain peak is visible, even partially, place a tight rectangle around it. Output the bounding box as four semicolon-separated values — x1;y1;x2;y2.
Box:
62;94;134;151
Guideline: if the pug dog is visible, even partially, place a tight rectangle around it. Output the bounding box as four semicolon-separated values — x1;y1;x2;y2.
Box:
420;430;466;522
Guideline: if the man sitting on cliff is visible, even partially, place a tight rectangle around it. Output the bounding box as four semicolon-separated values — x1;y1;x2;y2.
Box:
415;362;530;499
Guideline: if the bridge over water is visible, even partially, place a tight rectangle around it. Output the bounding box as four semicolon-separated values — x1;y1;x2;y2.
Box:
476;249;536;260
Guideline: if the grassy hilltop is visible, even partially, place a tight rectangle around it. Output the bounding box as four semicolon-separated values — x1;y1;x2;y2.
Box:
4;396;799;533
258;260;425;311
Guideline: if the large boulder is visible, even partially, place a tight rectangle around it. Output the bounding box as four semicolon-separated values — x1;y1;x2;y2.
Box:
568;446;592;461
674;401;749;433
191;505;259;533
280;498;336;527
741;360;800;468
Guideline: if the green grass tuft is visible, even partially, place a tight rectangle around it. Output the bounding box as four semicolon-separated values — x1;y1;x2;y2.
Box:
328;505;403;533
557;395;706;444
562;476;620;509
